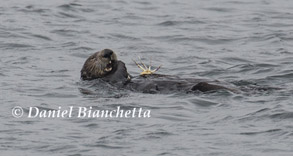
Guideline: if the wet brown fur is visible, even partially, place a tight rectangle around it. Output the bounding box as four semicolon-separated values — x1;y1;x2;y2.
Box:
81;49;117;80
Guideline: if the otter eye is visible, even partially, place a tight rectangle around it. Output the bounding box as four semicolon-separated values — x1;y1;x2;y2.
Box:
103;49;113;58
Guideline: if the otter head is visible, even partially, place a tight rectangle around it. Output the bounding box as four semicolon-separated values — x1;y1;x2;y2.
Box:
81;49;118;80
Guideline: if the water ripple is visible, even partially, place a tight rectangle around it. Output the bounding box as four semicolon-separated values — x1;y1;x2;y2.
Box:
1;0;293;155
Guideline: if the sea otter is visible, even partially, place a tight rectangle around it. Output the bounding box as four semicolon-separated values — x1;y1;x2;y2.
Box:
80;49;235;93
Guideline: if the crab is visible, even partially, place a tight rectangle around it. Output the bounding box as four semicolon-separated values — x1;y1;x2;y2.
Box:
133;57;162;75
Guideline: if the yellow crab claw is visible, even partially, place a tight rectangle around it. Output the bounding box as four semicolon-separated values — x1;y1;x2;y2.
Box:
133;57;162;75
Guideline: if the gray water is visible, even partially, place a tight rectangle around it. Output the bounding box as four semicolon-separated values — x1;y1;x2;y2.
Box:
1;0;293;155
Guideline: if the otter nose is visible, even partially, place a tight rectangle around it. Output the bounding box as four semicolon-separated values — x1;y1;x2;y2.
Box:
103;49;113;58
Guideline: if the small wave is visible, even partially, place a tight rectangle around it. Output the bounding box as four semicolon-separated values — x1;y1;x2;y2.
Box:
19;5;50;14
238;108;270;121
49;145;76;152
68;154;82;156
224;1;255;5
50;69;70;73
58;3;82;10
188;97;218;107
30;34;52;41
71;46;94;51
150;35;237;45
71;52;92;58
139;50;165;54
145;130;173;139
134;6;158;11
158;113;192;122
238;108;293;122
239;129;282;135
227;63;279;76
157;21;178;26
84;123;98;128
0;43;34;49
267;73;293;79
87;143;125;149
30;92;78;98
37;74;71;78
222;57;254;64
0;31;28;39
109;33;141;41
57;12;82;19
203;7;235;13
50;29;88;37
270;112;293;119
134;1;151;5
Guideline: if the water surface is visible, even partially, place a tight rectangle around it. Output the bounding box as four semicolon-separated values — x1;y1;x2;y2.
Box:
1;0;293;155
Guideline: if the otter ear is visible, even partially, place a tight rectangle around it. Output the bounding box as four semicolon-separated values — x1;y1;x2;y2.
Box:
89;55;97;61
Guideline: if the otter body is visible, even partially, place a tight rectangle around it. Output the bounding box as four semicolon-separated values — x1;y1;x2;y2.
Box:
80;49;233;94
125;74;234;93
